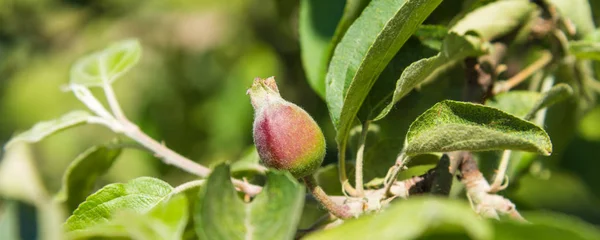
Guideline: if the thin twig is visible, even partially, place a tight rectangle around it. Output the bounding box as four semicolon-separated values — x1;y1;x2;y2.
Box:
338;146;358;196
355;120;370;196
383;152;408;197
490;75;555;193
303;175;353;219
103;82;127;122
488;150;511;193
168;180;206;197
493;51;553;94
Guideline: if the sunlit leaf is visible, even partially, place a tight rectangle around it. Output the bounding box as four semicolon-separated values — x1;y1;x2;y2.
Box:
451;0;535;41
4;110;92;149
65;177;173;231
194;164;304;240
305;197;491;240
67;195;189;240
70;39;141;87
405;100;552;156
326;0;443;161
494;212;600;240
55;143;123;212
372;32;485;121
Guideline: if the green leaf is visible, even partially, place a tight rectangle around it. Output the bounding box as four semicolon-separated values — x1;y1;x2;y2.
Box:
305;197;491;240
569;41;600;61
299;0;345;98
486;91;542;118
372;32;486;121
65;177;173;232
70;39;141;87
4;110;92;149
325;0;443;160
523;83;573;120
55;143;123;212
67;195;189;240
450;0;536;41
330;0;371;49
414;25;448;50
405;100;552;156
194;164;305;240
117;195;189;240
493;212;600;240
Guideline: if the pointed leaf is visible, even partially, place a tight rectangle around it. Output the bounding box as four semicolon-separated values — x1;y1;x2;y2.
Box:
70;39;141;87
405;100;552;156
194;164;304;240
65;177;173;231
325;0;443;158
305;197;491;240
4;110;92;149
55;143;122;212
299;0;345;98
451;0;536;41
372;32;486;121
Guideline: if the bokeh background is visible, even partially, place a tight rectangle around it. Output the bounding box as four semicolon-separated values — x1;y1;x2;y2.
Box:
1;0;600;238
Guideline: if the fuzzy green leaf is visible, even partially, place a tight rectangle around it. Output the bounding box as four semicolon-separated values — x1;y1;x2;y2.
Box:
4;110;92;149
305;197;491;240
70;39;141;87
65;177;173;232
299;0;345;98
372;32;485;121
55;143;122;212
405;100;552;156
524;83;573;120
325;0;443;157
67;195;189;240
194;164;304;240
451;0;536;41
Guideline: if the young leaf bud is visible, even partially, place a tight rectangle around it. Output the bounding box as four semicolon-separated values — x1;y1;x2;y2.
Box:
248;77;325;178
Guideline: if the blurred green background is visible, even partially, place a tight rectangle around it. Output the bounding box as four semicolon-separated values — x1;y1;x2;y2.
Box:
1;0;600;238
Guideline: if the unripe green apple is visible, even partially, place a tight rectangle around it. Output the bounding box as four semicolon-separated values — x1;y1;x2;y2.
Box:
248;77;325;178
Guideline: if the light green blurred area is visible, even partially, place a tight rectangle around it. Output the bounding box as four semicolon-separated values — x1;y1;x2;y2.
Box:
1;0;600;237
0;0;329;192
